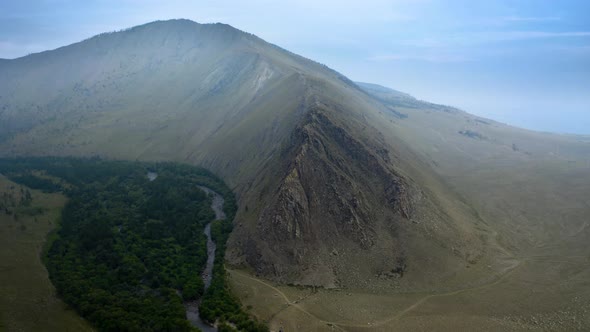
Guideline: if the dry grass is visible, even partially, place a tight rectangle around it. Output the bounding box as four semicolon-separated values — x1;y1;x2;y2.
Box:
0;176;93;332
229;255;590;331
226;104;590;329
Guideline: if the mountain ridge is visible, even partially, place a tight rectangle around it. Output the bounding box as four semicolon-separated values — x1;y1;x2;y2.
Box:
1;20;589;293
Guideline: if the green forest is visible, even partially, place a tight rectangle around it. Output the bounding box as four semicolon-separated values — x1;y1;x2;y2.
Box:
0;157;266;332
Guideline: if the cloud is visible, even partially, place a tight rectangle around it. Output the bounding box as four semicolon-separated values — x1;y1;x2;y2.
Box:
368;53;471;63
493;31;590;41
550;45;590;55
398;30;590;50
376;30;590;64
501;16;561;22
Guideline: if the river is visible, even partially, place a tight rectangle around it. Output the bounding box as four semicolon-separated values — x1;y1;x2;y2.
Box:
185;186;226;332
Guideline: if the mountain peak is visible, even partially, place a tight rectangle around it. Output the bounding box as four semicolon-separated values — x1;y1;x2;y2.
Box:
3;19;250;62
129;19;240;33
87;18;249;46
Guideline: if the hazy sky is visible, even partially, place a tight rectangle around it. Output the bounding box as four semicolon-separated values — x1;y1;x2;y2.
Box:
1;0;589;134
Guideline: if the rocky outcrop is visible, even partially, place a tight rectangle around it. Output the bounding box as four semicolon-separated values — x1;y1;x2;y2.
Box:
231;106;419;287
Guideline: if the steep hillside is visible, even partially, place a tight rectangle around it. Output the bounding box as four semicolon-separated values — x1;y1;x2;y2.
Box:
359;82;590;277
1;20;589;296
227;77;494;289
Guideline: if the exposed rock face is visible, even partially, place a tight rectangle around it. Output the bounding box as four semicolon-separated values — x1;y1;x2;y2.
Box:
230;106;420;287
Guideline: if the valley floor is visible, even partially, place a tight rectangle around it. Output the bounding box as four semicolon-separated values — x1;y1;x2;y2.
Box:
228;249;590;331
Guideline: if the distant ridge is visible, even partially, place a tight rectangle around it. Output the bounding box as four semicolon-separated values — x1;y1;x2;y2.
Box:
355;81;416;100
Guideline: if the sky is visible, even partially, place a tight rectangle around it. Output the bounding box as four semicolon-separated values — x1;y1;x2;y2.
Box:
1;0;589;134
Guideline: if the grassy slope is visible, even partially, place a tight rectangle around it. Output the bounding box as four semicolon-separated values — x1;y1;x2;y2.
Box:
225;91;590;330
375;95;590;255
0;20;338;187
0;176;93;332
228;83;590;331
283;78;499;290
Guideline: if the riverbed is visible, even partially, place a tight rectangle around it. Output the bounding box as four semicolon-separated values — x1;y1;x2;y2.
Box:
185;186;226;332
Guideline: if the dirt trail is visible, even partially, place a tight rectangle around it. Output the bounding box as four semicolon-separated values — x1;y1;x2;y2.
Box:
230;255;523;331
229;216;529;330
230;270;346;331
365;258;523;328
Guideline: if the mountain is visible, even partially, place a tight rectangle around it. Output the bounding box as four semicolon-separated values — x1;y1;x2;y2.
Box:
1;20;589;294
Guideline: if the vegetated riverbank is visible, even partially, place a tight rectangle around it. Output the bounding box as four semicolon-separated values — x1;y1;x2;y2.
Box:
185;187;225;332
190;186;269;332
0;157;267;332
196;186;227;290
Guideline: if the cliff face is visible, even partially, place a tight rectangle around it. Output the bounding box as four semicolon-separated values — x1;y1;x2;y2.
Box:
270;109;413;242
225;101;488;289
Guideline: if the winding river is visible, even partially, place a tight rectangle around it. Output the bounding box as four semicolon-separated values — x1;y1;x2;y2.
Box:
185;186;226;332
